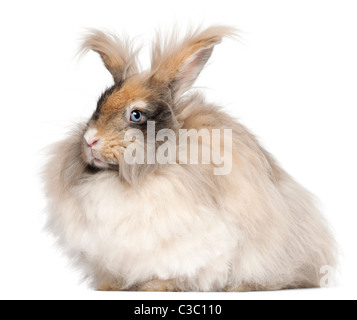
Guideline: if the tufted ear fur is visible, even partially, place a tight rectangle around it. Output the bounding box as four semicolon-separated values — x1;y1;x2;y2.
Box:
150;26;237;98
79;29;140;83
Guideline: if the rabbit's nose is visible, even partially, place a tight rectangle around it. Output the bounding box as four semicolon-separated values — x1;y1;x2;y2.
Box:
88;139;98;148
84;128;100;147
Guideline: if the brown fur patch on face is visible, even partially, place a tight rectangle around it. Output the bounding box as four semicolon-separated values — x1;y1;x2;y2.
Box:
98;131;124;164
95;76;152;133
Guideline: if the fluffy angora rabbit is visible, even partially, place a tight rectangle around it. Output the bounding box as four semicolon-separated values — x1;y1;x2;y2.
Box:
43;26;336;291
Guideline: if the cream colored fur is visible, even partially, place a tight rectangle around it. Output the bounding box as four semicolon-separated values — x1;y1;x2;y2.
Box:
43;26;336;291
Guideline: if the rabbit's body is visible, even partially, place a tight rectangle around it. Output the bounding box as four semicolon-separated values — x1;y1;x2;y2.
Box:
44;27;336;291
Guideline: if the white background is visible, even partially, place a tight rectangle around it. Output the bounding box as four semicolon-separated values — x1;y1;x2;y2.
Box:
0;0;356;300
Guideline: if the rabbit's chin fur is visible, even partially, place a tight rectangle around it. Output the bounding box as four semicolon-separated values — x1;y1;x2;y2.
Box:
43;93;336;291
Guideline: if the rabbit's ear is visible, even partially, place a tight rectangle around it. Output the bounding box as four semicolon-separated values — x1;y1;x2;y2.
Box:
79;30;140;83
150;26;237;98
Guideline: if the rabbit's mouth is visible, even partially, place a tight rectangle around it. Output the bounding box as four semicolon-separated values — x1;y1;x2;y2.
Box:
90;152;116;170
82;126;131;171
90;148;103;164
89;154;111;169
93;156;105;165
82;141;112;169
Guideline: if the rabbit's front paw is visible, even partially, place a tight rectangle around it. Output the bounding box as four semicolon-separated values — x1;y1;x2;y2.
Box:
138;280;178;292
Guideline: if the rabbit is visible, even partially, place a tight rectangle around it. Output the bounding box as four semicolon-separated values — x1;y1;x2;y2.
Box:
43;26;336;291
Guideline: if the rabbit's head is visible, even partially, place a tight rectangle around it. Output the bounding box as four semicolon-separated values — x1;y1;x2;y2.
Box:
79;27;235;174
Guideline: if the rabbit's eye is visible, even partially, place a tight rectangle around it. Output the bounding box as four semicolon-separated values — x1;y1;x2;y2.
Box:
130;110;143;123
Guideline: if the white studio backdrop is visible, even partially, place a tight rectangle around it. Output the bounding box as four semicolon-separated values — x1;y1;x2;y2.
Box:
0;0;356;300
